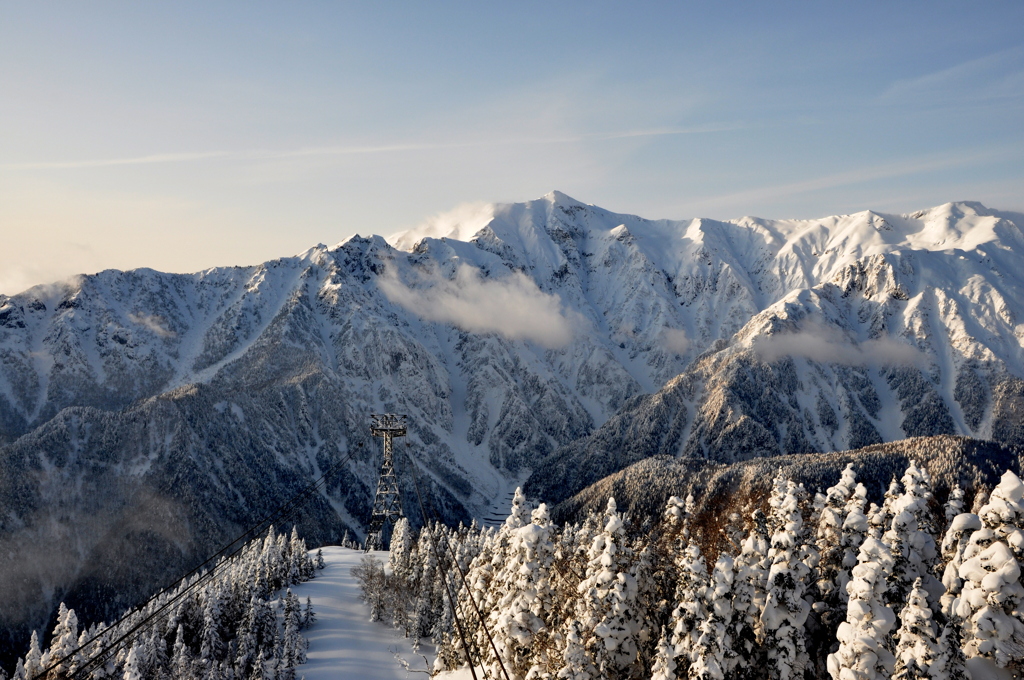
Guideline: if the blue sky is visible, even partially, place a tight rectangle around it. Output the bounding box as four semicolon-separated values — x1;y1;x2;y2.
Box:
2;2;1022;294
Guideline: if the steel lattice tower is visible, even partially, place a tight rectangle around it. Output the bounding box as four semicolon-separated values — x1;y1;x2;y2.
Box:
364;413;406;551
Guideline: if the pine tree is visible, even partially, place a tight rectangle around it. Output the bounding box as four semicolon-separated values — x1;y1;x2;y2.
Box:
944;485;966;525
827;536;896;680
46;602;80;675
938;511;981;619
556;621;597;680
929;620;970;680
23;631;43;680
816;464;859;608
691;554;734;680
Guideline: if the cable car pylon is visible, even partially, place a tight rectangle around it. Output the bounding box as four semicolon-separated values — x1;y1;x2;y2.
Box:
364;413;406;551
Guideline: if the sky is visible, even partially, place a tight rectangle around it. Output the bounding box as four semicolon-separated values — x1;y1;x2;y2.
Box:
1;2;1023;295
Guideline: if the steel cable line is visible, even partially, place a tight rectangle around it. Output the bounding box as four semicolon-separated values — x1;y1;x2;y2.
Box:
402;446;512;680
401;452;482;680
33;443;362;680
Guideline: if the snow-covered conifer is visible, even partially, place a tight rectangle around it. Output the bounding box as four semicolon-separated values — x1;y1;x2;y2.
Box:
827;536;896;680
870;478;903;536
557;621;596;680
489;503;557;680
839;481;870;601
669;542;708;676
650;630;676;680
761;479;813;680
945;485;966;525
691;554;734;680
575;497;640;677
816;464;859;607
23;631;43;680
892;578;937;680
938;512;981;618
389;517;413;580
883;463;939;605
728;510;769;680
122;643;143;680
954;470;1024;669
929;620;970;680
46;602;80;675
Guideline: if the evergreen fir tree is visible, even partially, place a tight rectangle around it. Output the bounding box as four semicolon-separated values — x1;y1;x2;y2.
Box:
929;620;970;680
938;511;981;619
650;629;677;680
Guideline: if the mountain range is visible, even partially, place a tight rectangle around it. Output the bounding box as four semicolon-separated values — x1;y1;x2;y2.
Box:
1;191;1023;659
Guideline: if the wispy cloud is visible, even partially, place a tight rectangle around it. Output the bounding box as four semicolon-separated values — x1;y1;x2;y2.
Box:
687;143;1022;214
879;47;1024;103
379;264;581;348
128;312;176;338
2;123;743;171
753;318;926;367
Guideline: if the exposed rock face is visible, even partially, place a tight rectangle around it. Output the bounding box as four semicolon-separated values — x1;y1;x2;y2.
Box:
1;193;1023;658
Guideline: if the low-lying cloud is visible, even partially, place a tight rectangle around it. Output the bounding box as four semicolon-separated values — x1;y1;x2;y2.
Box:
128;312;176;338
753;318;926;367
379;264;579;348
661;327;691;355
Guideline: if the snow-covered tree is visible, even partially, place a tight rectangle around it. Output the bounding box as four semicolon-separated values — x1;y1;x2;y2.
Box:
489;503;558;679
827;536;896;680
892;578;937;680
761;478;813;680
816;464;859;607
574;498;640;678
954;470;1024;670
728;510;769;680
929;620;970;680
669;542;709;676
883;463;939;605
121;643;143;680
557;621;596;680
45;602;81;676
690;554;734;680
938;511;981;619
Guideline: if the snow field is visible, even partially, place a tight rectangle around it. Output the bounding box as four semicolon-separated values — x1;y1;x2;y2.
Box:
294;547;433;679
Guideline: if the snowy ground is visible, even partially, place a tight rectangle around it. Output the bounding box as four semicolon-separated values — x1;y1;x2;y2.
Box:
290;546;434;679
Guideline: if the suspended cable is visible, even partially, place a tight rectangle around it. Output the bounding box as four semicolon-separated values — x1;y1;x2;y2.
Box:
34;443;362;680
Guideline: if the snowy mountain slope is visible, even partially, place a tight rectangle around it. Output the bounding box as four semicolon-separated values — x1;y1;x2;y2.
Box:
1;191;1023;658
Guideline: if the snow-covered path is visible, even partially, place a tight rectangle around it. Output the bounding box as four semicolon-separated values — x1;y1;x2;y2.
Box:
290;546;433;679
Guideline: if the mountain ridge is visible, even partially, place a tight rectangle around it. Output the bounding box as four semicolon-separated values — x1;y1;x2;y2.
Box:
1;191;1023;659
